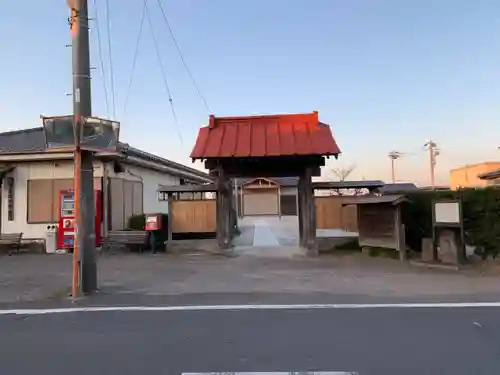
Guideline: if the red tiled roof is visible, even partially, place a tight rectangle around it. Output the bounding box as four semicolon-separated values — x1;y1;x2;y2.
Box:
190;112;341;159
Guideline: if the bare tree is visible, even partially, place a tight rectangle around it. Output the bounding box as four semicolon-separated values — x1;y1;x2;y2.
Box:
331;164;356;182
329;164;356;196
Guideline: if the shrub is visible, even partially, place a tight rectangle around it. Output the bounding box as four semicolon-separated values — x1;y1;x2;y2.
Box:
127;214;146;230
402;187;500;259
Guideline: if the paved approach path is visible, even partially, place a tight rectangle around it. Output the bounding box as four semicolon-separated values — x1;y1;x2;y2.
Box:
233;216;356;257
252;218;280;247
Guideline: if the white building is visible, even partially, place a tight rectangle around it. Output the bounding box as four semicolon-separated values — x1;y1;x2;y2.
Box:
0;127;211;239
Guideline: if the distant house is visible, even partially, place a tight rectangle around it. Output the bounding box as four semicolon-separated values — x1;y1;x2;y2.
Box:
377;183;418;195
0;127;211;238
478;168;500;186
235;177;298;217
450;162;500;189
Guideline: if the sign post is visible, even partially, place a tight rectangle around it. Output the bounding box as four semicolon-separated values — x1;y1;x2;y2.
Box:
432;199;466;265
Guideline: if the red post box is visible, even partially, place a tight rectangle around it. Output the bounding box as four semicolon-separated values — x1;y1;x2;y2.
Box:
145;213;162;231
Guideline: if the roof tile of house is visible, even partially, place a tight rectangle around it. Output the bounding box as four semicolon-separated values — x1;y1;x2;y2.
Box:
0;127;210;181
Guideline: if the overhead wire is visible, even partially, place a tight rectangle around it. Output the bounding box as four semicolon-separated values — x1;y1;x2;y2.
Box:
144;0;184;146
122;0;147;116
155;0;211;113
91;0;110;118
392;146;428;157
104;0;117;119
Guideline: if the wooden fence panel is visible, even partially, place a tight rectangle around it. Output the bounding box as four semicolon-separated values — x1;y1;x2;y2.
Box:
315;196;358;231
315;196;342;229
171;200;217;233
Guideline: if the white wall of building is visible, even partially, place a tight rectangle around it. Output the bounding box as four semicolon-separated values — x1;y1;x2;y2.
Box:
107;163;180;214
1;160;104;238
1;158;189;238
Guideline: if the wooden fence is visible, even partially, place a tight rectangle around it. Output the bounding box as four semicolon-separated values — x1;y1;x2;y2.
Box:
171;199;217;233
315;196;358;232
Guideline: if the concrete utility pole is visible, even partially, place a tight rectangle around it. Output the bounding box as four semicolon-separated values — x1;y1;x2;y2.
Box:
68;0;97;295
388;151;402;183
425;140;439;190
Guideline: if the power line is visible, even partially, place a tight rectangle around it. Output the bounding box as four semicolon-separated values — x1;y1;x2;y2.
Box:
155;0;211;113
104;0;116;119
122;0;147;116
91;0;110;118
144;0;184;146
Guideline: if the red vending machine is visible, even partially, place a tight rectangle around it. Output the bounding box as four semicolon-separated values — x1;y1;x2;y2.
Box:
57;189;103;249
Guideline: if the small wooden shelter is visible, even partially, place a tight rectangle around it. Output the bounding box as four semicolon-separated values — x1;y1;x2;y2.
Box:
342;194;408;260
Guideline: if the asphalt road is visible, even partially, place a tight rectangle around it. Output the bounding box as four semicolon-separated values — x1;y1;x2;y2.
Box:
1;307;500;375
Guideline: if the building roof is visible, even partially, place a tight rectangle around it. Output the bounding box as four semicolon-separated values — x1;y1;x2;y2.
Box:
341;194;408;206
236;177;298;187
450;161;500;172
158;183;218;193
312;180;385;190
0;127;210;182
478;168;500;180
0;128;47;153
190;112;341;159
378;183;418;194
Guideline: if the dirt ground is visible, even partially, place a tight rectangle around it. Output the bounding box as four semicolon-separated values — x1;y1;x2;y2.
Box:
1;250;500;305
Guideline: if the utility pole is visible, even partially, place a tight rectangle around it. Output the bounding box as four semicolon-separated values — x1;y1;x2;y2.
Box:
388;151;402;183
68;0;97;295
425;140;439;190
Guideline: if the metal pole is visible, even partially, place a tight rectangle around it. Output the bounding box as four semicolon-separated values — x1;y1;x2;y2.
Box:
430;142;435;190
427;140;436;190
391;158;395;184
388;151;401;184
69;0;97;296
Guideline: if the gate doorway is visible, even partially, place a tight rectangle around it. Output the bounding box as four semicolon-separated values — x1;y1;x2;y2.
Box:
189;112;341;255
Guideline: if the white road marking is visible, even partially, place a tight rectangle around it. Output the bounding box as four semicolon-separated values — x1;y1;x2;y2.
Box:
1;302;500;315
183;373;357;375
182;373;354;375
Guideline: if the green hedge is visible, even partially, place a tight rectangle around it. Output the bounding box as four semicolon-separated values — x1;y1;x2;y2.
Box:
127;214;146;230
402;187;500;258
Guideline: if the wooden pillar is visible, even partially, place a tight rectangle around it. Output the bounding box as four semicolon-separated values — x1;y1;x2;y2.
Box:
395;205;406;261
297;173;306;248
224;180;233;248
216;169;232;251
167;193;173;243
227;181;235;237
304;167;317;255
216;185;224;250
102;162;110;237
298;168;317;255
277;185;282;219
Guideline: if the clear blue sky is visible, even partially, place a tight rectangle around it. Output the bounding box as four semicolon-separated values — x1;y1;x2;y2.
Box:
2;0;500;185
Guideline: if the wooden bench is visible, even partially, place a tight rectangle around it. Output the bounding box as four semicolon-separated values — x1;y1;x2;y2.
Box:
101;230;148;252
0;233;23;256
